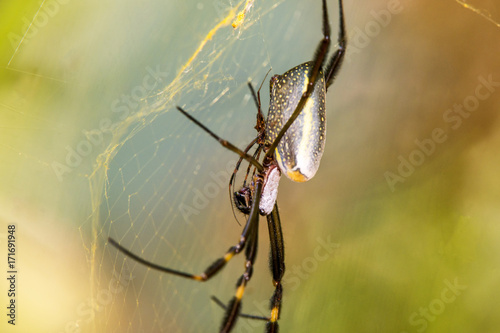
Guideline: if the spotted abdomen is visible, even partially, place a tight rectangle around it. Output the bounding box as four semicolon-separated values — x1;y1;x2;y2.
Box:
266;61;327;183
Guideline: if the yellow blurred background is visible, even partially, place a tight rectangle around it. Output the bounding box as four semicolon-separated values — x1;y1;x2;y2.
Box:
1;0;499;332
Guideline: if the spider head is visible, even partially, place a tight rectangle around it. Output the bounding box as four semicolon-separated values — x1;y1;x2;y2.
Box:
233;186;252;215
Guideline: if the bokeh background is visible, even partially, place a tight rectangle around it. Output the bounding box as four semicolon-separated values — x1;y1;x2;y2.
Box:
1;0;499;332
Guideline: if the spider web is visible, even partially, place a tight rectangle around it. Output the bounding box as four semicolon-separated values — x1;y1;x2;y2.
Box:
2;0;316;332
30;0;326;332
82;1;304;332
454;0;500;28
2;0;500;333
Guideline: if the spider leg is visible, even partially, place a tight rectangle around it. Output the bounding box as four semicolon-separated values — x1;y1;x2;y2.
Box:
265;203;285;332
264;0;346;159
229;81;267;222
220;206;260;332
324;0;346;89
107;181;263;283
266;204;285;285
176;106;264;173
247;82;267;137
210;203;285;332
229;137;260;222
248;82;265;129
216;173;266;332
249;68;273;132
211;296;269;321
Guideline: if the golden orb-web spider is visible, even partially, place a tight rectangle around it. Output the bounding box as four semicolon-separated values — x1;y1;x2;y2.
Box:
108;0;346;331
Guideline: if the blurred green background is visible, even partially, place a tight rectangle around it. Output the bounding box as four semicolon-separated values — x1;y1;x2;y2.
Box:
1;0;500;332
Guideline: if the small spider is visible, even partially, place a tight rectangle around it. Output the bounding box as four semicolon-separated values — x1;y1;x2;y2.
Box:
108;0;346;331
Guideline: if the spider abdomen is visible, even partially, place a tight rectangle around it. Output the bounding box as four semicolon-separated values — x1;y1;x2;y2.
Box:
266;61;327;182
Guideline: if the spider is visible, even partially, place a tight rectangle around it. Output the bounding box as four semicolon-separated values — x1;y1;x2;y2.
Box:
108;0;346;331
